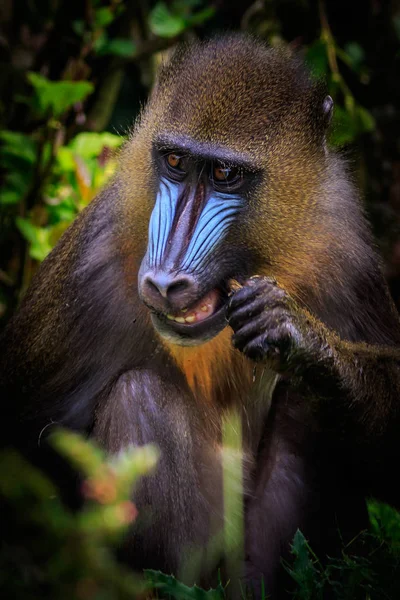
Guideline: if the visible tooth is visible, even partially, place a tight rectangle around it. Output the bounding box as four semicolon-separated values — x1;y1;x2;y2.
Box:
200;305;209;312
185;315;196;323
181;308;188;313
167;314;174;320
175;316;185;323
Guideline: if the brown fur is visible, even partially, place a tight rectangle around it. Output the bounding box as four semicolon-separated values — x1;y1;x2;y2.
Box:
163;327;264;416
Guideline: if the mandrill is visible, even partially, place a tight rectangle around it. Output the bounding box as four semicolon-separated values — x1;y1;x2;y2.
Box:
2;34;400;597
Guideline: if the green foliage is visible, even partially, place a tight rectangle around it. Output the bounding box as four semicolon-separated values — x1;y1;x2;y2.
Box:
330;104;375;147
27;73;94;118
0;431;158;599
149;1;215;38
68;132;124;159
284;505;400;600
305;39;330;78
342;42;365;72
95;38;136;58
0;431;229;599
145;570;225;599
1;130;123;263
3;431;400;599
94;6;118;28
305;35;375;147
287;531;323;599
15;217;53;261
368;499;400;547
0;132;36;205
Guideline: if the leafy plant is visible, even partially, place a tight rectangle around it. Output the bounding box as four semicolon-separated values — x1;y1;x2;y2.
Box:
28;73;94;118
2;130;124;265
284;503;400;600
305;22;375;147
145;570;224;599
0;132;37;206
0;430;158;599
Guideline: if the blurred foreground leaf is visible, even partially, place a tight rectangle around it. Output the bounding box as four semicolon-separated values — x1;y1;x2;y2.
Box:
0;431;157;599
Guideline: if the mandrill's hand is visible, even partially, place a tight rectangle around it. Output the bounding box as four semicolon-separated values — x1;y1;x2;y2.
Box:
227;276;325;375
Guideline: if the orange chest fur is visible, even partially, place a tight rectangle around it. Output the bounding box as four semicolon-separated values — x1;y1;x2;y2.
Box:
164;328;257;404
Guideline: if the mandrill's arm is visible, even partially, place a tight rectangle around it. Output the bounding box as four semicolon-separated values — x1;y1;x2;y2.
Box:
227;276;400;505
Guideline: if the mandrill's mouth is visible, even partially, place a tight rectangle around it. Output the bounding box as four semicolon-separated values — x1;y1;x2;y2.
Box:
150;287;229;346
165;289;220;324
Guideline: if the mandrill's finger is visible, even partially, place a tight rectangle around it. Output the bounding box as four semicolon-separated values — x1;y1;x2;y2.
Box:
228;275;278;295
227;278;243;294
228;277;281;313
227;298;268;329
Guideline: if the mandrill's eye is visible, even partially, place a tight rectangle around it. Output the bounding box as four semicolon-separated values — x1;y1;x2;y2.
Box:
167;153;181;168
212;162;243;191
164;152;187;181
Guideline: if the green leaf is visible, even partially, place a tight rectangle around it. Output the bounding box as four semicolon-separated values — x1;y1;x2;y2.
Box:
343;42;365;71
329;105;358;146
186;6;215;27
284;530;323;599
368;499;400;547
50;429;106;476
0;149;34;204
356;105;375;133
27;73;94;117
93;31;108;53
305;40;329;79
46;201;77;224
94;7;115;28
2;171;31;201
145;570;225;599
330;102;375;146
0;189;23;205
68;132;123;159
56;146;75;171
0;451;57;501
72;19;85;36
7;171;31;193
149;2;186;38
0;131;37;164
15;218;53;261
96;37;136;57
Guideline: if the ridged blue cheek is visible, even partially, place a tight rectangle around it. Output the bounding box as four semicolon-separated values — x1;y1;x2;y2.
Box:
147;179;180;268
181;193;243;272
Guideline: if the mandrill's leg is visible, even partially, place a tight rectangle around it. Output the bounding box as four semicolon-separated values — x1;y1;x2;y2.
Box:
244;382;370;599
244;388;315;599
92;369;224;578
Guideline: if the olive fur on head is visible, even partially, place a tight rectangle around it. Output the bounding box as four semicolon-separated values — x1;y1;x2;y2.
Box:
2;34;400;599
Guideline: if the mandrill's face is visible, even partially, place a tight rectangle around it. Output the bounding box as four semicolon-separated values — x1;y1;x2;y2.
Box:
138;136;261;346
136;37;331;346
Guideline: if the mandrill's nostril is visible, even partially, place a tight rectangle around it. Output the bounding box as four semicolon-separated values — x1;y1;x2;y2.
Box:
142;270;194;304
168;279;189;296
